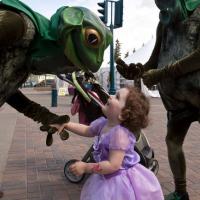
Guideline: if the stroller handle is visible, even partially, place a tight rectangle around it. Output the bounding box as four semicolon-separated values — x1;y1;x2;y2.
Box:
57;72;110;107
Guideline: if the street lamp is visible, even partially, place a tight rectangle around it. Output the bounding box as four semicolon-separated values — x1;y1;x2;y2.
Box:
108;0;123;95
97;0;123;94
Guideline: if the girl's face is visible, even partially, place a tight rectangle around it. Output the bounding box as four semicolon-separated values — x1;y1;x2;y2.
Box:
102;88;129;121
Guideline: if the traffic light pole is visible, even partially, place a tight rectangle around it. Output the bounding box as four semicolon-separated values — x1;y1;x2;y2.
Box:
109;1;116;95
98;0;123;95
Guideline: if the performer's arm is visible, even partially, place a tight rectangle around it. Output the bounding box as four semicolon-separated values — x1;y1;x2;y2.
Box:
6;90;70;146
116;22;163;80
163;46;200;78
142;22;200;87
143;22;163;71
0;9;25;47
6;90;61;125
143;36;200;88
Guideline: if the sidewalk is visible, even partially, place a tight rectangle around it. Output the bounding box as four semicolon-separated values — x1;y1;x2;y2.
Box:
0;88;200;200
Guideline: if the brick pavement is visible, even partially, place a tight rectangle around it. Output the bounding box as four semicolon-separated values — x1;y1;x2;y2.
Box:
0;89;200;200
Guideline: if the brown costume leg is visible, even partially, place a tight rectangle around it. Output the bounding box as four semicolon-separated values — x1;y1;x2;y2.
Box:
166;109;198;194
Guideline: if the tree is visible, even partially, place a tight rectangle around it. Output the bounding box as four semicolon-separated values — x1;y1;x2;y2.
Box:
114;39;122;61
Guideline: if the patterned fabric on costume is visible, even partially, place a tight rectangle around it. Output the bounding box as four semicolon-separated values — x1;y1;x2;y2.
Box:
80;117;164;200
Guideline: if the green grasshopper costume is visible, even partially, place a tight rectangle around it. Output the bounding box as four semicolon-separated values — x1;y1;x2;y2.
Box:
0;0;112;146
116;0;200;199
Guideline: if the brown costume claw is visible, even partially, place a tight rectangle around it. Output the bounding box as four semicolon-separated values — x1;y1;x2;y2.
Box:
116;58;144;80
40;115;70;146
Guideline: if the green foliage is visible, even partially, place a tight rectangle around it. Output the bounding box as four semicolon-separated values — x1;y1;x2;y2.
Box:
114;39;122;61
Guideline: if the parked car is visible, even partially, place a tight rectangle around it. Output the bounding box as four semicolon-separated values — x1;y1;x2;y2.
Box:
23;80;36;88
34;79;55;87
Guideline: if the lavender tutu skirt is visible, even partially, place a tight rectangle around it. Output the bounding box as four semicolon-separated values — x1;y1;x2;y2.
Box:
80;164;164;200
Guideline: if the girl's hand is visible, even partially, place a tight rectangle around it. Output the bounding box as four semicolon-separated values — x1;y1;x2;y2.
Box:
69;161;87;176
50;123;66;134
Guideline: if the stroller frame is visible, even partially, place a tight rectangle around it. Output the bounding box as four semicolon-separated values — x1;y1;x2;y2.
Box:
58;72;159;183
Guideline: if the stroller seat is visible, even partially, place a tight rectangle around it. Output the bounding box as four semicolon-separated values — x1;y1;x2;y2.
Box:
134;131;159;174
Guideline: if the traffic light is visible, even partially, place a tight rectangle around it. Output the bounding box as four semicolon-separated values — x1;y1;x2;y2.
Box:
114;0;123;28
97;0;108;24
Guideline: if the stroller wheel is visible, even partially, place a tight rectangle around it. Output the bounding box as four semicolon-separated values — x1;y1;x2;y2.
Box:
64;159;85;183
149;159;159;175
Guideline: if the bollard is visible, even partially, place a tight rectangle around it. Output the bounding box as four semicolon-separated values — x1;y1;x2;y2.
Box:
51;83;57;107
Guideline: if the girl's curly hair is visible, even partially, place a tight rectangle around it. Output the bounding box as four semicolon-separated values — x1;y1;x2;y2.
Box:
120;86;150;133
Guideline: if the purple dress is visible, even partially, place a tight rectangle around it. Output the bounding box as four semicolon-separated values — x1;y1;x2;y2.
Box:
80;117;164;200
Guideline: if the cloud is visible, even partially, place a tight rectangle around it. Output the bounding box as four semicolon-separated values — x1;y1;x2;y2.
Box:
113;0;159;56
140;0;156;8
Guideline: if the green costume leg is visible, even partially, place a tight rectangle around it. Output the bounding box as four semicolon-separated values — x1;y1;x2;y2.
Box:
165;109;198;200
166;120;190;193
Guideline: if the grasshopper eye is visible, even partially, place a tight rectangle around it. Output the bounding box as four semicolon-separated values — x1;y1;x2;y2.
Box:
84;28;102;48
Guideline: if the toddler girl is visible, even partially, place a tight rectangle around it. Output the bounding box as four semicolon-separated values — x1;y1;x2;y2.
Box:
52;86;164;200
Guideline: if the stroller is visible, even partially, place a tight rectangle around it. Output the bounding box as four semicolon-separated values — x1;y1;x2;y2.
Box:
58;72;159;183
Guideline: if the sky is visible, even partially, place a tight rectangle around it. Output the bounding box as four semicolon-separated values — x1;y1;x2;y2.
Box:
21;0;159;66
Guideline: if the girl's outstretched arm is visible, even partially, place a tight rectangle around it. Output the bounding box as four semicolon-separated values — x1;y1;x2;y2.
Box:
69;150;125;176
51;122;92;137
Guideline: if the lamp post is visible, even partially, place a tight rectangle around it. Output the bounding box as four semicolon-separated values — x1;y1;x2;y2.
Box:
51;77;58;107
109;1;115;95
97;0;123;95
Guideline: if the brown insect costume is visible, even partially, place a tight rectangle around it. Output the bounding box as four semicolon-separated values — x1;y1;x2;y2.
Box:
0;0;112;147
116;0;200;199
